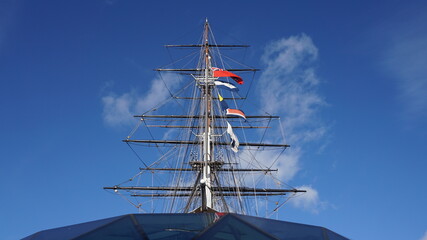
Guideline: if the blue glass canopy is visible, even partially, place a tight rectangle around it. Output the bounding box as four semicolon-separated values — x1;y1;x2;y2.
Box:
23;213;348;240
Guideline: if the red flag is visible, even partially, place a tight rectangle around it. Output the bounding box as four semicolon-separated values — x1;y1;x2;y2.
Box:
212;67;244;85
226;108;246;119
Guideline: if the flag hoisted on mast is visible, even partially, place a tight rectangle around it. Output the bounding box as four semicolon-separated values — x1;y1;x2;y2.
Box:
104;18;306;215
214;80;239;92
23;18;350;240
212;67;244;85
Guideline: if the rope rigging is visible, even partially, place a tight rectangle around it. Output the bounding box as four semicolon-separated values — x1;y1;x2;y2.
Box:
105;21;305;216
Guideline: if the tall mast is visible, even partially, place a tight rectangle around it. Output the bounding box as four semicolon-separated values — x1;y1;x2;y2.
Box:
201;18;212;211
104;20;307;214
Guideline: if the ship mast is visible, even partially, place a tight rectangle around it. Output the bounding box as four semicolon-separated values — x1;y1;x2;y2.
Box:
104;20;306;214
201;18;213;210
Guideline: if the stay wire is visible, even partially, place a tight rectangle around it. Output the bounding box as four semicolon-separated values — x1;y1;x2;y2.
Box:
126;142;149;168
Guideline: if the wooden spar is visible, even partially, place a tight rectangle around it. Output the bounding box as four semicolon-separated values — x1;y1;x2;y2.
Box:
131;193;287;197
134;115;280;119
139;167;278;172
123;139;290;148
165;44;250;48
154;68;259;72
173;97;246;100
145;125;270;129
105;186;306;193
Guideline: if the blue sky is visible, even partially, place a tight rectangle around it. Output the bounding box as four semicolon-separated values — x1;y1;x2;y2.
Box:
1;0;427;239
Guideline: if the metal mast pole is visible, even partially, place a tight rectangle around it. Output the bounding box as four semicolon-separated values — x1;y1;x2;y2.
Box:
201;19;213;211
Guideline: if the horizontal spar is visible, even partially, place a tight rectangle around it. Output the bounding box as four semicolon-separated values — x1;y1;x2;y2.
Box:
104;186;305;193
134;115;279;119
145;125;270;129
139;167;278;172
173;97;246;100
165;44;250;48
123;139;290;148
130;193;287;197
154;68;260;72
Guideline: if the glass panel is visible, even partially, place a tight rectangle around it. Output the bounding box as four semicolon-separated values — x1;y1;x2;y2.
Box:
325;228;349;240
236;214;326;240
195;214;276;240
76;216;143;240
21;216;123;240
134;213;214;240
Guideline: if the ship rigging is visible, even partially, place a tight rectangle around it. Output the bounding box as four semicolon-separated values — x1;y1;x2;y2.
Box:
104;19;306;215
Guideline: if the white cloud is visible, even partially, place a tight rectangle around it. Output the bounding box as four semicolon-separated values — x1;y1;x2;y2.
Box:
258;34;325;174
384;34;427;121
102;73;181;126
420;230;427;240
257;34;326;213
250;148;301;181
259;34;325;143
289;185;322;214
381;10;427;123
102;91;135;126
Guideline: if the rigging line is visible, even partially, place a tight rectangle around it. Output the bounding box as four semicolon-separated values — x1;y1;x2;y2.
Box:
180;51;200;69
135;174;142;210
126;142;149;168
171;87;200;211
213;172;230;212
127;117;143;139
278;119;288;147
115;169;144;186
257;117;272;151
184;172;202;212
208;26;230;86
162;50;200;69
113;189;144;211
238;148;272;177
250;166;259;216
267;148;286;170
118;150;178;187
141;78;194;116
269;172;296;191
220;54;257;69
141;118;164;155
146;146;180;173
230;163;246;214
158;72;188;116
241;71;257;108
166;21;204;48
211;25;249;47
131;148;190;193
169;130;194;212
267;194;294;218
158;72;177;100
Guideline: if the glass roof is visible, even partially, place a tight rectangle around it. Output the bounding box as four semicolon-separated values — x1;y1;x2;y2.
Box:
22;213;348;240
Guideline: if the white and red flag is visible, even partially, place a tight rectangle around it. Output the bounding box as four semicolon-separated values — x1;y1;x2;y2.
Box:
226;108;246;120
212;67;244;85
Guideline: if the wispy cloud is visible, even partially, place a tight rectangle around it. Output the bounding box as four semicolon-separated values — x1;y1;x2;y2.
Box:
420;230;427;240
249;148;301;181
384;35;427;120
382;11;427;123
259;34;325;144
102;73;181;126
257;34;326;212
102;91;135;126
289;185;324;214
